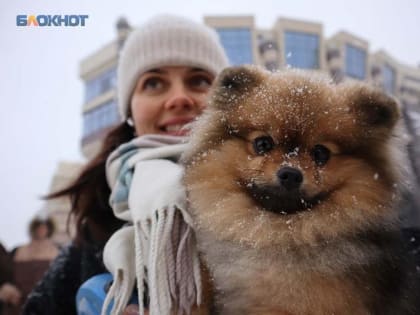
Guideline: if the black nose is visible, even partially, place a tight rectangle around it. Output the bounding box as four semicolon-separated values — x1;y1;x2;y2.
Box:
277;167;303;190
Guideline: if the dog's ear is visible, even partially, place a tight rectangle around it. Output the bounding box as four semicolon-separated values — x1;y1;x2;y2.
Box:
351;87;399;129
217;66;261;91
343;85;400;142
210;66;263;109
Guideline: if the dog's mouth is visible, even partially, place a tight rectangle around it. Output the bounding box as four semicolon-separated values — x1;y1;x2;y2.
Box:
246;183;326;215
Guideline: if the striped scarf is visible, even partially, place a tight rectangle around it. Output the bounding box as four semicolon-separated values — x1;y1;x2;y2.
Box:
102;134;201;315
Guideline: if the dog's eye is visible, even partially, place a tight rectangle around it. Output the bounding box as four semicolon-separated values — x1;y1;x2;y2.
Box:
253;136;275;155
311;144;330;166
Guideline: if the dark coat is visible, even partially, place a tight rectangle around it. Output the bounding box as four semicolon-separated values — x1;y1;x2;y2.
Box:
0;243;14;315
22;241;106;315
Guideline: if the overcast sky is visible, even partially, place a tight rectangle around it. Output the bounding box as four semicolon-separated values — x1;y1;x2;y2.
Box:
1;0;419;249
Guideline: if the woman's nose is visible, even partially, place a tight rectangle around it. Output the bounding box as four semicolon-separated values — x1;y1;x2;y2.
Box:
164;84;196;112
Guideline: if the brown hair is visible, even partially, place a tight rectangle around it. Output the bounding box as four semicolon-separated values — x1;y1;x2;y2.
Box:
48;122;133;244
29;217;56;238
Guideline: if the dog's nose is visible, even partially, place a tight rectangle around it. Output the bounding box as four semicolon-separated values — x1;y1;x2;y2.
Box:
277;167;303;190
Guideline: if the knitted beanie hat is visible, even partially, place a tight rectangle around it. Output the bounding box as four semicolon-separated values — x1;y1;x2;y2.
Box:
117;15;229;121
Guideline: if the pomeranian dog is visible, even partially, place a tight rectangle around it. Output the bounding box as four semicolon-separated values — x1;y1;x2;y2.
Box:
182;66;420;315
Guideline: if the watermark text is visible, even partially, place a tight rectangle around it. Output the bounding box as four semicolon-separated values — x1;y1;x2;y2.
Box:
16;15;89;27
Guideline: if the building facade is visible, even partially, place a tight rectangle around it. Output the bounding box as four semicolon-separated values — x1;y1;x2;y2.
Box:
326;31;370;82
78;15;420;160
80;18;131;159
204;16;259;66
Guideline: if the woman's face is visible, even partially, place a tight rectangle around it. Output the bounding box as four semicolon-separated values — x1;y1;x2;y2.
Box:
33;223;49;240
130;66;214;136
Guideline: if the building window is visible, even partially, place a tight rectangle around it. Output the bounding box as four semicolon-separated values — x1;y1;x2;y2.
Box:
215;28;253;65
382;64;396;95
404;75;420;84
84;67;117;103
284;31;320;69
345;44;366;80
82;99;119;138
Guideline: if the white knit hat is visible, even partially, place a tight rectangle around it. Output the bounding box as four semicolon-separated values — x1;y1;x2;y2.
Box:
117;15;229;121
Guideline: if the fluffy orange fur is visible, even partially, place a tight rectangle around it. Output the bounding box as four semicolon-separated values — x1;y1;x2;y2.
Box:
183;66;419;315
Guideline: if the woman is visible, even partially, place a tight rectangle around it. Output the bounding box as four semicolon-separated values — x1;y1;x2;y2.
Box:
11;217;58;315
23;15;228;315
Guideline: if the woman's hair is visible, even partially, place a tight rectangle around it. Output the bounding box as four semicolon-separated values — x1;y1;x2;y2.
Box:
29;217;56;238
48;16;228;245
48;122;133;244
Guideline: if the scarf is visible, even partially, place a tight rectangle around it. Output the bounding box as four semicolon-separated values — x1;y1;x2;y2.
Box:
101;134;201;315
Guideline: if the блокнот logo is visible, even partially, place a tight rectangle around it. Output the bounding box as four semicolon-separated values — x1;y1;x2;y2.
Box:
16;15;89;27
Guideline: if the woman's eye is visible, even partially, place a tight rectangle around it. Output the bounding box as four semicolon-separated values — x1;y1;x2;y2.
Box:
253;136;275;155
143;77;164;91
189;75;212;90
311;144;330;166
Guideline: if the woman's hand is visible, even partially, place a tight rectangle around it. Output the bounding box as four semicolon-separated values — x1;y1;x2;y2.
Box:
0;282;22;305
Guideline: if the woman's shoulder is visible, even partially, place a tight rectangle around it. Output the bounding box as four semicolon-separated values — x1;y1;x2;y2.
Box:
13;241;59;262
12;244;30;261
